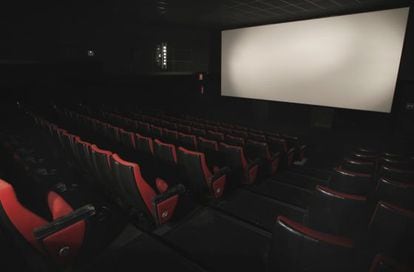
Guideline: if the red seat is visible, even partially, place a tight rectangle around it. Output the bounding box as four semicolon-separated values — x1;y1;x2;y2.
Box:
150;125;163;139
177;124;192;134
90;144;114;194
329;167;374;195
269;216;354;272
177;132;197;150
134;133;154;155
136;121;151;135
368;202;414;263
248;132;266;142
307;185;368;237
219;143;259;185
119;129;136;149
206;130;224;142
267;136;295;167
225;135;245;146
378;165;414;183
154;139;178;164
231;129;248;138
245;140;280;175
374;178;414;210
177;147;228;198
341;158;376;174
163;129;178;144
110;154;181;225
191;127;206;137
0;179;92;265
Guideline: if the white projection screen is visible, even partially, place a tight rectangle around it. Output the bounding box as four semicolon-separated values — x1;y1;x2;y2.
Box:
221;8;410;113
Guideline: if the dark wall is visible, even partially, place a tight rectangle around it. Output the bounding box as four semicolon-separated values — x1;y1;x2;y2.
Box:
2;4;413;146
1;2;212;105
2;2;211;74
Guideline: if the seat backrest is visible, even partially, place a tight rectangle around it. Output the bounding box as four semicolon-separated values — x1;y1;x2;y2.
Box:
123;117;136;130
177;124;191;133
106;125;120;142
134;133;154;155
90;145;113;192
341;158;375;174
231;129;248;138
245;140;271;160
154;139;177;164
61;132;79;158
55;128;67;148
178;132;197;150
381;157;413;171
269;216;354;272
198;137;218;152
351;152;378;163
119;129;136;149
163;129;178;143
378;166;414;183
225;135;245;146
177;147;211;195
204;124;217;131
248;132;266;142
267;136;288;153
207;130;224;141
110;154;156;218
219;143;247;171
368;202;414;262
136;121;150;135
356;147;378;156
217;126;232;134
161;120;172;129
191;127;206;137
150;125;163;139
74;138;93;171
329;168;373;195
375;178;414;210
307;185;368;237
382;151;407;160
94;120;107;137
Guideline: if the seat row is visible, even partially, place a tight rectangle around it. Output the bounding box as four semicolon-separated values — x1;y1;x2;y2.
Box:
26;106;414;271
64;107;414;247
320;167;414;211
102;109;300;168
100;109;289;173
34;115;186;228
133;109;306;161
59;107;281;187
341;146;414;179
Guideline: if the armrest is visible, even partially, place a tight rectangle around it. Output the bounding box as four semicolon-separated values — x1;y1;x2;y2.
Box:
270;152;281;161
34;205;95;240
209;166;230;198
248;158;261;168
212;166;231;178
270;152;281;175
152;184;185;225
245;159;260;184
34;205;96;264
153;184;185;203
